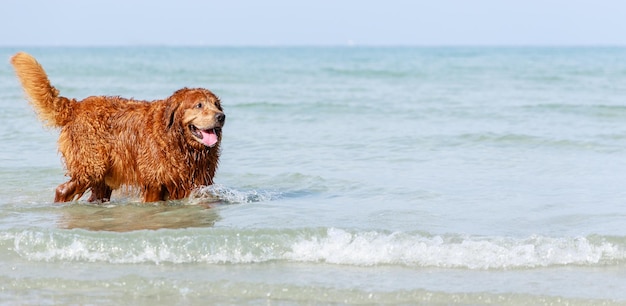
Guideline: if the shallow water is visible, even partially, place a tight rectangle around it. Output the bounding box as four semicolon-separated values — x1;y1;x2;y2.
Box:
1;47;625;305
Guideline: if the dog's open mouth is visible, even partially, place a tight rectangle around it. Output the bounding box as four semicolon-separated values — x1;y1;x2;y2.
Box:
189;125;221;147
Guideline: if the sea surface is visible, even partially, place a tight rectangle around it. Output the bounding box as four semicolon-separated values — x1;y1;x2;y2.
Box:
1;46;625;305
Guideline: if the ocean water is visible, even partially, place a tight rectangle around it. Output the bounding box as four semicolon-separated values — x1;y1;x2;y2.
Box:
0;46;625;305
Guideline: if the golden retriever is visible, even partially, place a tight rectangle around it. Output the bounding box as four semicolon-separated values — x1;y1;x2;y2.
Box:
10;52;225;203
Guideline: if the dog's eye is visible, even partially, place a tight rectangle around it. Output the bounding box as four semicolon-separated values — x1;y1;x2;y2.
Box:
195;103;203;109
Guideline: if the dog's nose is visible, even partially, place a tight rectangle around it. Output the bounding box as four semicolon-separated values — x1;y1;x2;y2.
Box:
216;113;226;124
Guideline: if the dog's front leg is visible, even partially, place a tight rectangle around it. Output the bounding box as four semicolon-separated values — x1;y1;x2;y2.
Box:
88;182;112;203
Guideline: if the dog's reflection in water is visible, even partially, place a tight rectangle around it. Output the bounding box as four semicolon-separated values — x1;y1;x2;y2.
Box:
57;199;221;232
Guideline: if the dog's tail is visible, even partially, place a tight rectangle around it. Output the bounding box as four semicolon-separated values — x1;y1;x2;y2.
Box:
10;52;73;127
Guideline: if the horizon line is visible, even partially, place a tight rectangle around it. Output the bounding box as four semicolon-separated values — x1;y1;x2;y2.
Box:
2;43;626;49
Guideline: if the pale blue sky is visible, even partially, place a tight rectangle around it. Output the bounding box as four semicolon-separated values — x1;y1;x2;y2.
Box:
2;0;625;46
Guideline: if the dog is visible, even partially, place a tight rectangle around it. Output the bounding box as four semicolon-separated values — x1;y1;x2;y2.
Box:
10;52;225;203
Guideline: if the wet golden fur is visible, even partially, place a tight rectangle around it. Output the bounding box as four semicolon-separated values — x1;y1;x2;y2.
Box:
10;52;225;203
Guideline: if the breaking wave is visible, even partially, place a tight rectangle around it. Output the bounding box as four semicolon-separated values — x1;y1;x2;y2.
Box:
1;227;624;269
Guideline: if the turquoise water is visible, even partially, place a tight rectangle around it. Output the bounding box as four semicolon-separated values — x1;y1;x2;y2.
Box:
1;47;625;305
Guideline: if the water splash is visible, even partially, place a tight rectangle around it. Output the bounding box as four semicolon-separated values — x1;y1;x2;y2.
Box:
190;184;281;204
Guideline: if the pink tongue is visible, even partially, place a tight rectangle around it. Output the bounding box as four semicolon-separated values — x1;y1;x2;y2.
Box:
200;129;218;147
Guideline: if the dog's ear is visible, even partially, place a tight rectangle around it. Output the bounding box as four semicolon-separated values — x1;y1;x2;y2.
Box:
164;100;180;130
165;88;191;129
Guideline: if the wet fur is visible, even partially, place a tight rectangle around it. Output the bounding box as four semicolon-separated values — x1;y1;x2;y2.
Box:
10;52;225;203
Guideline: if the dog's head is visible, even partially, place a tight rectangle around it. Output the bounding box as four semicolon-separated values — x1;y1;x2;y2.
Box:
165;88;225;149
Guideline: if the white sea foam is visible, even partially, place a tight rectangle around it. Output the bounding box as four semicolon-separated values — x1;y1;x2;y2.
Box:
286;228;624;269
3;228;624;269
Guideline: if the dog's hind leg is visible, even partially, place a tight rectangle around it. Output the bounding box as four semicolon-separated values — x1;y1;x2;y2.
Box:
142;185;168;202
54;180;88;202
88;181;112;203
